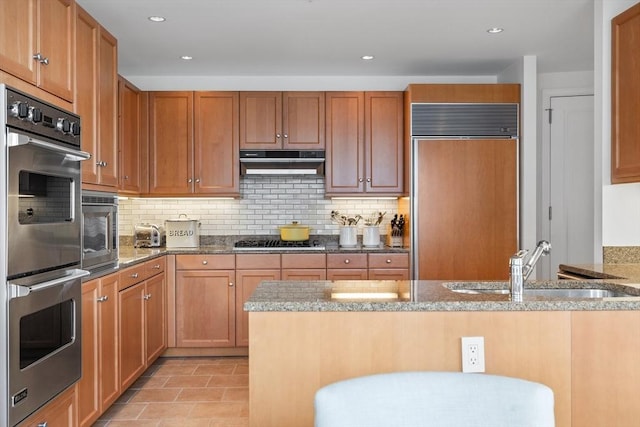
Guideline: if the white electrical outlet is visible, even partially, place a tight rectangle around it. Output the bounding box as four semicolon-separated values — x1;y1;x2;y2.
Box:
461;336;485;373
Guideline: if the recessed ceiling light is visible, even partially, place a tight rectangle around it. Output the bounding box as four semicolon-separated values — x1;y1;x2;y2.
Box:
148;16;166;22
487;27;504;34
361;55;375;61
180;55;193;61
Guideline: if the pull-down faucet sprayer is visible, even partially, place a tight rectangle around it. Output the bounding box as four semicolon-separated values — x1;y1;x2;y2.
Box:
509;240;552;302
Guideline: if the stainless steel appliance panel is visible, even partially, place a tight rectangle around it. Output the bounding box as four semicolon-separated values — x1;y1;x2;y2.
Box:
7;269;86;426
82;191;118;272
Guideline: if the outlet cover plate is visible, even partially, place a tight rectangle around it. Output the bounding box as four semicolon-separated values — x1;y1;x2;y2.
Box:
461;336;485;373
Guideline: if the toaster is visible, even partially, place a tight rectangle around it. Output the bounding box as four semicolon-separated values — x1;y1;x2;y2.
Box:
134;223;166;248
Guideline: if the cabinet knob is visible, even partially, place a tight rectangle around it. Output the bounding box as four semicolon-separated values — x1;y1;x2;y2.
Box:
131;273;139;279
358;178;364;183
97;161;107;167
37;422;48;427
123;175;129;180
33;53;49;65
276;133;281;139
144;294;152;300
229;282;234;287
386;259;392;264
283;133;288;139
344;259;350;264
195;178;201;183
366;178;371;183
202;260;208;265
97;295;109;302
152;264;161;269
188;178;193;183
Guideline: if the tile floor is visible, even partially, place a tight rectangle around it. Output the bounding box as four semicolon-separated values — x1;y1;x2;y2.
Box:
93;357;249;426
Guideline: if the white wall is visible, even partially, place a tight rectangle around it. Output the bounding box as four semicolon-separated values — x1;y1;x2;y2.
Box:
597;0;640;246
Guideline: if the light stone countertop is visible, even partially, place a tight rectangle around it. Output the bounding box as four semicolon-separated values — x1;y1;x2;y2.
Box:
244;279;640;312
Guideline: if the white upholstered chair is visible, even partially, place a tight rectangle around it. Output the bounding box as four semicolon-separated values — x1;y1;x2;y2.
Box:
314;371;554;427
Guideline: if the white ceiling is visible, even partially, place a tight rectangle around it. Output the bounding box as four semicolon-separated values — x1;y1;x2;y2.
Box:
75;0;594;79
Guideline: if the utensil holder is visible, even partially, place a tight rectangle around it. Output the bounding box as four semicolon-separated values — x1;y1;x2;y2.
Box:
339;226;357;247
362;225;381;247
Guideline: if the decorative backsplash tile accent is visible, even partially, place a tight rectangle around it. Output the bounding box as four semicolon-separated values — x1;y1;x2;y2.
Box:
119;176;400;237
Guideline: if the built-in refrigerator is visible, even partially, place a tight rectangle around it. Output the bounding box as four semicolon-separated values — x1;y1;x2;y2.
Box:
410;103;519;280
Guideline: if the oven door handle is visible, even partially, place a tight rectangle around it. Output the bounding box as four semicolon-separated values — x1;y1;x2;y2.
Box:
7;132;91;161
8;269;90;299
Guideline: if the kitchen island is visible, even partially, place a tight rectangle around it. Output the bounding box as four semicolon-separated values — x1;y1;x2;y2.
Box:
246;279;640;427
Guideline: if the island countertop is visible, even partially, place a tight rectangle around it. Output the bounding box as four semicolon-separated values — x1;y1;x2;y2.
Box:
244;279;640;312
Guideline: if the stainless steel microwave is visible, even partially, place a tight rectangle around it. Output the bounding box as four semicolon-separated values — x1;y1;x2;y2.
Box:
81;191;118;272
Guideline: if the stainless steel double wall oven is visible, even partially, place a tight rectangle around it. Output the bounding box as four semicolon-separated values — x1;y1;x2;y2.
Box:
1;85;90;426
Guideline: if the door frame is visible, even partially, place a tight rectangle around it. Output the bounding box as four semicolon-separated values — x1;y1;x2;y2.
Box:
540;88;600;279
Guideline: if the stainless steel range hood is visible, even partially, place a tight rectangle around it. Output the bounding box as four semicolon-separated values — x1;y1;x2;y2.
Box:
240;150;325;175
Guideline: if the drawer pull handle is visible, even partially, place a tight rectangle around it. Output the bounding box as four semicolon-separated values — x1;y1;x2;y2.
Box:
344;259;350;264
229;282;234;287
144;294;152;300
37;422;48;427
131;273;139;279
97;295;109;303
202;260;208;265
386;259;392;264
152;264;161;269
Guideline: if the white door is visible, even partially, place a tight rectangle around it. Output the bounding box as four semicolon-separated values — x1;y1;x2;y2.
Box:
542;95;595;278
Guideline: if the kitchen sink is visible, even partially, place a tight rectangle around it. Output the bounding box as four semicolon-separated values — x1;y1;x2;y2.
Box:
443;282;639;299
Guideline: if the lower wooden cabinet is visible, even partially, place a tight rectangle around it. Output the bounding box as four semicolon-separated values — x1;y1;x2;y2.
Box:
76;274;119;427
175;254;236;347
118;260;167;390
236;254;281;347
18;386;75;427
368;253;410;280
281;253;327;281
327;253;368;280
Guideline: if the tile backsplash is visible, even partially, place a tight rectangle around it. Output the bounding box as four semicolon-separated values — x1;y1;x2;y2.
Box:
119;176;401;237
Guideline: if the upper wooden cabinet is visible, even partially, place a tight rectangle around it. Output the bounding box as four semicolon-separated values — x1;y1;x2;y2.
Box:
76;5;118;190
611;2;640;184
149;91;240;196
0;0;74;101
118;76;148;194
325;91;404;196
240;91;325;150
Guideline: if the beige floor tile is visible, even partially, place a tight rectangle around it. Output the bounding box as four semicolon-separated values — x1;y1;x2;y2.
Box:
98;402;147;420
210;419;250;427
130;388;181;403
158;418;212;427
207;375;249;388
138;402;195;419
107;420;161;426
232;364;249;375
221;387;249;402
154;365;198;376
131;375;170;389
163;375;212;388
193;365;236;375
215;357;248;365
189;402;249;418
176;388;226;402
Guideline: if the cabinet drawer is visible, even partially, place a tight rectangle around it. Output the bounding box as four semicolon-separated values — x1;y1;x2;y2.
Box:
118;263;148;290
145;257;166;276
368;253;409;269
282;253;326;269
327;253;367;269
176;254;236;270
236;253;281;269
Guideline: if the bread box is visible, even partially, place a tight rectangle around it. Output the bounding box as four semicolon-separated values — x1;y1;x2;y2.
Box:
165;214;200;248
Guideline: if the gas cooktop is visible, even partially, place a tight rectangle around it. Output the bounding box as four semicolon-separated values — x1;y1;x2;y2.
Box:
233;239;325;251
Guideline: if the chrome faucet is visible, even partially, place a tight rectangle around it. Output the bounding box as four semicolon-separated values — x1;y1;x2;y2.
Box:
509;240;552;302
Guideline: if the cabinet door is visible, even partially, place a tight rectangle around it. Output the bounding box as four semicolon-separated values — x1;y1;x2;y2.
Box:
100;274;120;409
240;91;282;149
176;270;236;347
0;0;37;84
145;274;167;365
118;282;146;390
365;92;404;194
37;0;74;101
194;92;240;195
119;77;145;194
149;91;194;194
325;92;365;194
77;279;100;427
611;3;640;183
282;269;327;281
283;91;325;149
96;27;118;187
75;6;99;185
235;269;281;347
